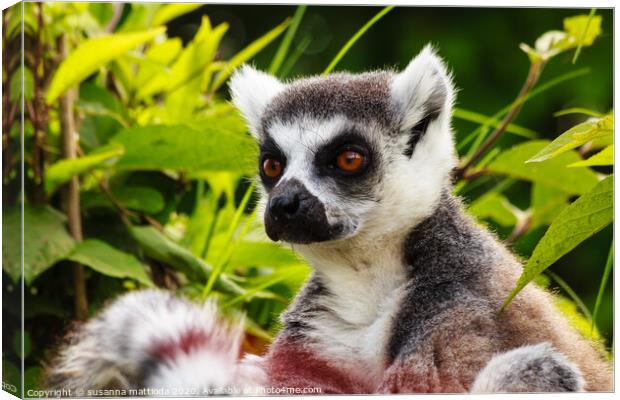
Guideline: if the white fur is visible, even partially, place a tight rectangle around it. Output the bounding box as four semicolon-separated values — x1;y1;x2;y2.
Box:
390;45;455;133
299;238;409;388
50;290;256;392
229;65;285;137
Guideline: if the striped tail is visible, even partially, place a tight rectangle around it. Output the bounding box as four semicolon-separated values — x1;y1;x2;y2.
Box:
46;290;266;395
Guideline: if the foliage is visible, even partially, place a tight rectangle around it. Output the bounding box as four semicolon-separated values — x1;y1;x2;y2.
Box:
1;4;612;393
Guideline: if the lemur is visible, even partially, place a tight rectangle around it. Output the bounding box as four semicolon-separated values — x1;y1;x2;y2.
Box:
47;46;613;394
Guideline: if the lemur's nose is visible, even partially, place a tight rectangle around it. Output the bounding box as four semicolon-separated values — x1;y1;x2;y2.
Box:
269;192;301;221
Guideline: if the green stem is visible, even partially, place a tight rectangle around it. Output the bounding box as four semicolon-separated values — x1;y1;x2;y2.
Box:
269;5;307;75
322;6;394;75
591;240;613;334
547;270;592;323
202;181;256;298
572;8;597;64
457;68;590;154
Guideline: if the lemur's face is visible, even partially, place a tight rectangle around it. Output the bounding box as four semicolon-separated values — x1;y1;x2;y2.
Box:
230;46;456;245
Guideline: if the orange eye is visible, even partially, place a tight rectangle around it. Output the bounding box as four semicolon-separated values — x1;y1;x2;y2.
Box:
335;150;364;173
262;158;283;178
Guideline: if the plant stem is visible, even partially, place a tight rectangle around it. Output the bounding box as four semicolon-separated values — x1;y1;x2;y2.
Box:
454;60;545;181
269;5;306;76
547;270;593;323
58;34;88;320
105;3;124;33
31;2;47;204
2;9;13;186
591;241;613;334
322;6;394;75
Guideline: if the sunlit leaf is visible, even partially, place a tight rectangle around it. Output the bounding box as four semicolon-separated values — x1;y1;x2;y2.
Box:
487;141;599;195
134;38;182;88
45;144;124;195
502;175;612;311
152;4;203;26
569;145;613;168
46;27;165;103
111;124;257;174
527;115;613;163
564;13;602;47
519;13;602;63
68;239;153;286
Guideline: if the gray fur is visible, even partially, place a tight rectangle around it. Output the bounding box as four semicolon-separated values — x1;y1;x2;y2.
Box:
261;72;398;133
471;343;585;393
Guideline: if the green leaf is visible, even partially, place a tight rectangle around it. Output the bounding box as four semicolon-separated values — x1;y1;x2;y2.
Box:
10;66;33;102
3;205;76;285
553;107;605;118
68;239;153;286
569;145;613;168
519;13;602;63
138;17;227;99
111;124;257;174
134;38;182;88
116;4;161;33
565;13;602;47
526;115;613;163
152;4;203;26
82;186;165;214
502;175;612;311
530;184;569;228
487;141;599;195
45;144;124;195
453;108;538;139
88;3;115;27
46;27;165;103
211;17;291;92
129;226;243;295
468;192;518;227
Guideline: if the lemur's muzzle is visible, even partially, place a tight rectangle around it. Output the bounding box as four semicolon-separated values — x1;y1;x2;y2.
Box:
264;179;342;244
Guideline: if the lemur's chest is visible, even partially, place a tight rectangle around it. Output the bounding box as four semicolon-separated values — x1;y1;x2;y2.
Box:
302;256;409;387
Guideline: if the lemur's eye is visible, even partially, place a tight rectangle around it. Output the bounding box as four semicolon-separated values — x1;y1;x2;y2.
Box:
262;158;283;178
335;150;365;173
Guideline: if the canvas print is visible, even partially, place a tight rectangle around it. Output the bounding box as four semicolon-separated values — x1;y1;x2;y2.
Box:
1;2;614;397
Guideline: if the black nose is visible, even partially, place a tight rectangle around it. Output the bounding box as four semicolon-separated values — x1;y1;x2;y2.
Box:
269;192;301;221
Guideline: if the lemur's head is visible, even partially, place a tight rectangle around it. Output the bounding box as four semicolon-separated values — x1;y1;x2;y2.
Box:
230;46;456;246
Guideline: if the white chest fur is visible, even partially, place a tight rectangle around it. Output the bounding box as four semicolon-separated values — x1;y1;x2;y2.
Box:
296;240;408;388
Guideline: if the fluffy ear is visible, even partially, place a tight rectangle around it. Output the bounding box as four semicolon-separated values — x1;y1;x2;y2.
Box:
229;65;285;137
390;45;455;157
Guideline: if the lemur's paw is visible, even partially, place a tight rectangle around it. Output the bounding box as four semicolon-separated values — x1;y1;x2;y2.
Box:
470;342;585;393
46;290;250;393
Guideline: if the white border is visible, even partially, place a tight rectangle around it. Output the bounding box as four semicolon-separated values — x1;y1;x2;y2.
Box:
0;1;616;400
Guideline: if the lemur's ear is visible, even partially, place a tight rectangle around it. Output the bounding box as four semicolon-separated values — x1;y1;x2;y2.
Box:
229;65;285;137
390;45;455;157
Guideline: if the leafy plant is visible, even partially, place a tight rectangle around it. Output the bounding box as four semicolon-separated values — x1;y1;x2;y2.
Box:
1;4;612;394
